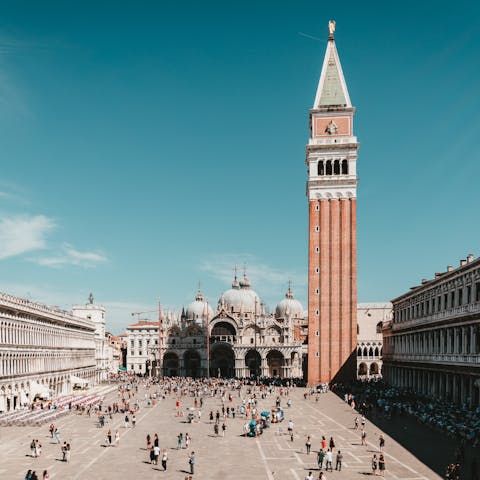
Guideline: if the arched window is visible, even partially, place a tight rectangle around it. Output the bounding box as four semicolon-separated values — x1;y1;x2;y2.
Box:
326;160;332;175
333;160;340;175
341;160;348;174
374;347;379;357
368;347;374;358
318;161;324;175
357;347;362;357
376;322;383;334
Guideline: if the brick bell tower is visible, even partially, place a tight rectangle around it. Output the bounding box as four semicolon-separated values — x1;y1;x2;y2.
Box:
306;21;358;385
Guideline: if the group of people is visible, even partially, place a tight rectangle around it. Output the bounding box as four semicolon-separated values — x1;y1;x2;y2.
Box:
24;470;49;480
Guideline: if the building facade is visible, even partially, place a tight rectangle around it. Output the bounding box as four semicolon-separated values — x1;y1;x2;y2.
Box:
382;254;480;406
356;303;392;379
0;293;97;412
306;22;358;384
72;299;109;382
143;274;307;379
126;321;159;375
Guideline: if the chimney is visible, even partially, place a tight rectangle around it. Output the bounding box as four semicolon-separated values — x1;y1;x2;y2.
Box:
467;253;474;263
460;259;467;267
447;265;453;272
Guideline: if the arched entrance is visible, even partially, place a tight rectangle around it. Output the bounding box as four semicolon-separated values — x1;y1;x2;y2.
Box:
210;321;236;344
370;362;379;375
266;350;284;378
245;350;261;377
210;344;235;378
163;351;180;377
184;350;201;378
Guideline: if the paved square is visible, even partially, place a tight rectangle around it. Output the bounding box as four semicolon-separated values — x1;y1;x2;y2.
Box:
0;384;441;479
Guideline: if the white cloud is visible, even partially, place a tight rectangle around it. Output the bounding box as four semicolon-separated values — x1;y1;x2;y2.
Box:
31;243;108;268
0;215;56;260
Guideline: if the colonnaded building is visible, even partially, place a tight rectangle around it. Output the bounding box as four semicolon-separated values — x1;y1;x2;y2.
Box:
126;273;308;379
0;293;109;412
383;254;480;406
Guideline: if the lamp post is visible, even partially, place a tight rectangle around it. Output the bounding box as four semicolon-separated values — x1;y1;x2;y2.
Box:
206;299;210;379
254;297;258;381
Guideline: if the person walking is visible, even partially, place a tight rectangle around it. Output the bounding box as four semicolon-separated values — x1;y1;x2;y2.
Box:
317;449;325;470
61;442;67;462
177;433;183;449
371;454;378;476
361;428;367;446
379;434;385;452
42;470;49;480
114;430;120;447
305;435;312;454
378;454;385;477
305;472;314;480
321;436;327;450
106;429;112;446
65;443;71;463
325;449;333;472
185;433;191;449
132;414;136;427
189;451;195;475
30;438;37;458
161;449;168;470
221;423;226;437
153;445;160;465
318;472;327;480
335;450;343;471
53;427;60;444
354;417;359;430
124;414;129;428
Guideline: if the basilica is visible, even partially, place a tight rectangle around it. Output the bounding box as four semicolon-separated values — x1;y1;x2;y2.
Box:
138;272;308;379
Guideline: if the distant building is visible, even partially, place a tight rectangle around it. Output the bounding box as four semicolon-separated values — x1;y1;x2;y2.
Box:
72;300;108;382
356;303;392;379
382;254;480;406
129;273;307;379
0;293;97;412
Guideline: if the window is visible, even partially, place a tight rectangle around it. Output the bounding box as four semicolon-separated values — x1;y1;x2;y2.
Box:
444;293;448;310
130;364;134;370
139;351;142;356
333;160;340;175
138;365;142;371
315;247;320;253
376;322;383;334
458;288;463;306
315;267;319;273
250;338;254;344
315;289;319;294
315;204;319;211
450;291;455;308
467;286;471;304
315;226;319;232
155;339;158;345
193;339;196;344
476;283;480;302
317;161;324;175
432;297;436;312
326;160;332;175
138;340;142;348
130;340;134;348
341;159;348;175
171;339;176;345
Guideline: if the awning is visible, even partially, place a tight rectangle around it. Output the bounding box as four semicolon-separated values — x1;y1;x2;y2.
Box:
30;381;50;399
70;375;89;386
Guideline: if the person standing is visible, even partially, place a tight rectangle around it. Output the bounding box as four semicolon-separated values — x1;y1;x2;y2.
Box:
124;414;129;428
222;423;226;437
329;437;335;453
379;434;385;452
305;472;314;480
65;443;71;463
107;429;112;446
177;433;183;449
335;450;343;471
371;454;378;476
114;430;120;447
185;433;191;449
30;438;37;458
317;449;325;470
153;445;160;465
378;454;385;477
161;449;168;470
132;414;136;427
354;417;359;430
321;436;327;450
189;451;195;475
305;435;312;454
42;471;49;480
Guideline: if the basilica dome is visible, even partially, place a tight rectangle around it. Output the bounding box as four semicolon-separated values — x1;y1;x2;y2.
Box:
185;290;214;323
219;274;261;314
275;287;304;319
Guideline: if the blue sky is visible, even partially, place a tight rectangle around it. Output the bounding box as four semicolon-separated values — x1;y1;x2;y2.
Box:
1;1;479;333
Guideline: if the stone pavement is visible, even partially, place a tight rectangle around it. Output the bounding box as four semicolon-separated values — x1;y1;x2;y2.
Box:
0;385;441;479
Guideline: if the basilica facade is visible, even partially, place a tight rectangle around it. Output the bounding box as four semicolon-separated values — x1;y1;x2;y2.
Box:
144;273;307;379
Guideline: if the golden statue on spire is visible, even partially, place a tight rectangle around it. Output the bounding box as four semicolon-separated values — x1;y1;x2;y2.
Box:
328;20;336;38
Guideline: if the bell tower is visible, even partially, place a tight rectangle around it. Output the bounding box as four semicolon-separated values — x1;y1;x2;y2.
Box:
306;21;358;384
